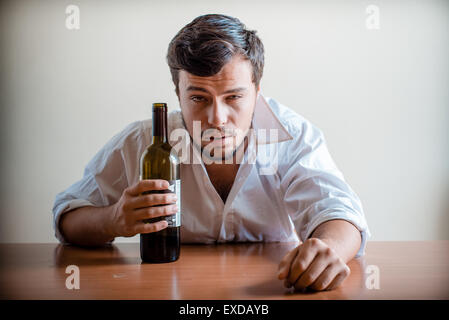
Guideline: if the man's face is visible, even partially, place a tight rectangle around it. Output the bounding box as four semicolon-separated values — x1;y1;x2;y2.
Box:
177;54;259;161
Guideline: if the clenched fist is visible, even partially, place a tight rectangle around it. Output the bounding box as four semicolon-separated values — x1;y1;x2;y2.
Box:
277;238;351;292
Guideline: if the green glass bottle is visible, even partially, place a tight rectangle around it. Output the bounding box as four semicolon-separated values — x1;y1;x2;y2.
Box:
140;103;181;263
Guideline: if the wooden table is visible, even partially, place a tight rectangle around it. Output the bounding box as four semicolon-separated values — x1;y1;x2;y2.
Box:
0;241;448;300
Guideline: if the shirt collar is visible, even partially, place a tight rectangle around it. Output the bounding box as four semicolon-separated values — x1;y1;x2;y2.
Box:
252;93;293;145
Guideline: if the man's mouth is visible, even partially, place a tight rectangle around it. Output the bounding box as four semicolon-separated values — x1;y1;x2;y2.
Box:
209;135;230;141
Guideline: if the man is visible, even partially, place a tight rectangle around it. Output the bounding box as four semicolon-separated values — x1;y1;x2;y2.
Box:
53;14;370;292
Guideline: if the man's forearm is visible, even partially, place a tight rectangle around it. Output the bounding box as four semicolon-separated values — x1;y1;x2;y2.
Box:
59;205;116;246
310;219;362;263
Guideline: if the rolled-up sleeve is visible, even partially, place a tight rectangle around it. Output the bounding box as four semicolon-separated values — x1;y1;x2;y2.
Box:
280;118;371;258
52;121;144;244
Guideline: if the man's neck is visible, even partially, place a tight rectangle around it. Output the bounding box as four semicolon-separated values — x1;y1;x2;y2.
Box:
203;135;249;203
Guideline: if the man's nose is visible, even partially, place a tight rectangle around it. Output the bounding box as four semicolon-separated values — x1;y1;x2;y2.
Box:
207;100;228;127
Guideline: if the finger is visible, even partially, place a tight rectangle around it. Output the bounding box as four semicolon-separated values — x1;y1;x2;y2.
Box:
309;262;341;291
277;246;300;280
325;266;351;291
284;279;293;288
293;252;330;291
125;179;169;197
134;220;168;234
128;193;177;210
133;204;179;221
286;241;319;285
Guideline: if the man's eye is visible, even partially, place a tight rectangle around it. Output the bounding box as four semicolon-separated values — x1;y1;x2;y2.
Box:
227;95;242;100
191;96;206;102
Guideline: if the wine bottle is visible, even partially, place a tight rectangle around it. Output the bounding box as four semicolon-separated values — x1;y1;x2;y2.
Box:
140;102;181;263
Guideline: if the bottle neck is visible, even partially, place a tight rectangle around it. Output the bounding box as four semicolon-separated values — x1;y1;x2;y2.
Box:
152;108;168;144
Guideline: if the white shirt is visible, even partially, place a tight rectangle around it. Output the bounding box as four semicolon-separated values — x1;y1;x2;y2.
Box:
53;94;371;257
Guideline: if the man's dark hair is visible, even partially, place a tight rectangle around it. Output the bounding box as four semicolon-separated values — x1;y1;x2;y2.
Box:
166;14;265;95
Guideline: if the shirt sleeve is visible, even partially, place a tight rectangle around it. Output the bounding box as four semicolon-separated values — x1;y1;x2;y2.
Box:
52;120;145;244
280;118;371;258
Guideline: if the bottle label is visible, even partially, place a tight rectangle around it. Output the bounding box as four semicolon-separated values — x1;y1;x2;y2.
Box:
166;179;181;227
140;179;181;227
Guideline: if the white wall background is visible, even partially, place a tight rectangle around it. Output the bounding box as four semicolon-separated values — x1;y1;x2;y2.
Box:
1;0;448;243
